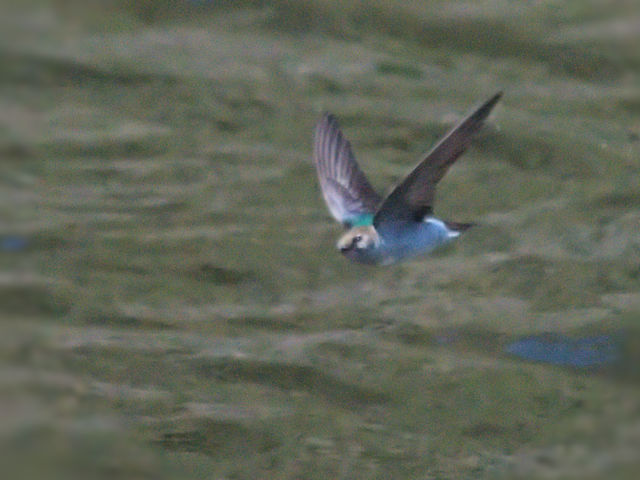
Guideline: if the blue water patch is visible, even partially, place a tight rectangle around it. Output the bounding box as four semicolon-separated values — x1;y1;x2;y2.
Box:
505;333;619;368
1;236;29;251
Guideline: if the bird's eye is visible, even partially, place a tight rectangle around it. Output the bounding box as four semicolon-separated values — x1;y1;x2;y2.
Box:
354;235;362;243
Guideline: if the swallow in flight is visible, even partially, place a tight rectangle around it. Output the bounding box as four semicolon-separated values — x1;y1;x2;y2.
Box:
313;92;502;264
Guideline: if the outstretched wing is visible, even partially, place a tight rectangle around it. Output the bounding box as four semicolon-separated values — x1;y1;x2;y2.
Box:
314;113;381;227
374;92;502;227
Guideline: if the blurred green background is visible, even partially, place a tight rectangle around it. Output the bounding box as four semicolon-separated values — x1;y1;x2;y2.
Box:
1;1;639;478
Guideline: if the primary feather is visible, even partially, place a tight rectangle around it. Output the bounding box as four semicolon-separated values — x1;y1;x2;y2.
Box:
313;113;381;227
374;92;502;227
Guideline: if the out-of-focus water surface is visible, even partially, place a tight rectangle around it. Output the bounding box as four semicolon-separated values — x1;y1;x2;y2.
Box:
2;1;639;478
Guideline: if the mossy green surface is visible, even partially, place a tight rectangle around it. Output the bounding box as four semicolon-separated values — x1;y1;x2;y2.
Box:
2;1;639;478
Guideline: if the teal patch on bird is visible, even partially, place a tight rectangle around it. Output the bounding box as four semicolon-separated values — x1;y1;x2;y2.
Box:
350;214;374;227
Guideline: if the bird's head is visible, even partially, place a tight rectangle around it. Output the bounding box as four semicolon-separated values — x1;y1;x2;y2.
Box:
336;225;380;258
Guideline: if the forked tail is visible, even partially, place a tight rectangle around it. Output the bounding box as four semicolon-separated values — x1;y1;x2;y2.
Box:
444;221;474;233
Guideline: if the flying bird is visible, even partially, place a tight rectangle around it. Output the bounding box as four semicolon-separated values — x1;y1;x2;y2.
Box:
313;92;502;265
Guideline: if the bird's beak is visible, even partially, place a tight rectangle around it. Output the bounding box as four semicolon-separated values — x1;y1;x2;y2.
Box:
337;238;354;253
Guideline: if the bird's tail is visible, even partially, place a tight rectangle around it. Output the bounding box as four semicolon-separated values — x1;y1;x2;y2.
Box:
444;221;474;233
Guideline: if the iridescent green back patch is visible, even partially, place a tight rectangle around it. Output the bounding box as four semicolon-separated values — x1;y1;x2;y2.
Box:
350;213;374;227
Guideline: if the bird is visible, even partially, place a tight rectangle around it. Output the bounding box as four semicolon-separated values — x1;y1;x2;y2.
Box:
312;92;502;265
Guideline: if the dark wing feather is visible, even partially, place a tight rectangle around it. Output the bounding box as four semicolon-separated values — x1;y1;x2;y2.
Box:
314;113;381;226
374;92;502;227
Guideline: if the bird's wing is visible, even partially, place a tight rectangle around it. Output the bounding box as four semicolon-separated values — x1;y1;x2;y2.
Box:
374;92;502;227
314;113;382;227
